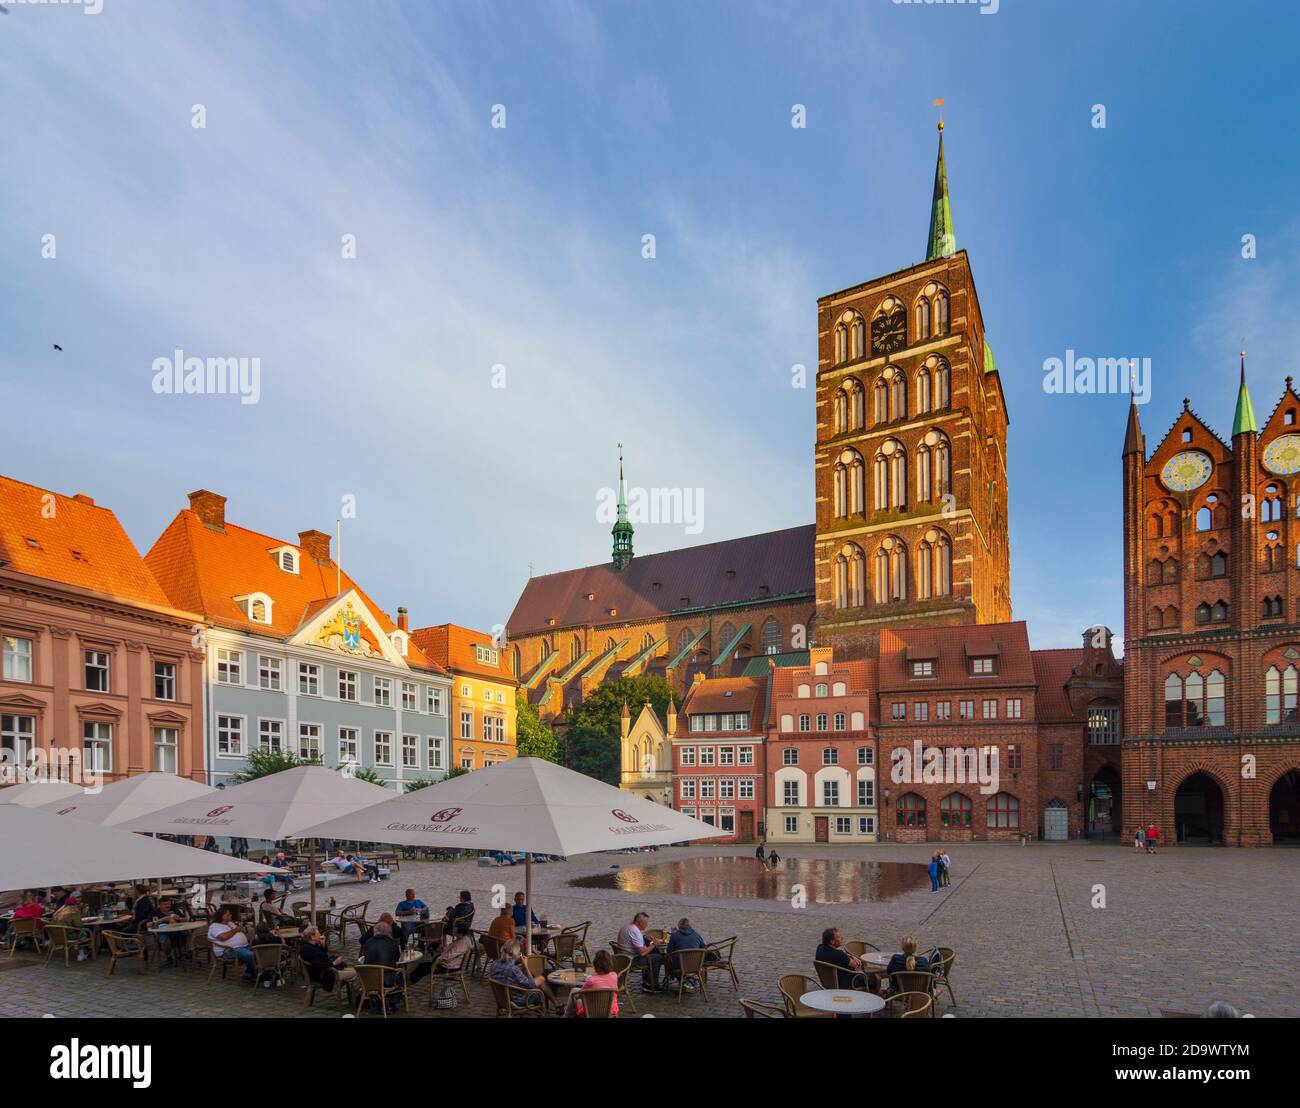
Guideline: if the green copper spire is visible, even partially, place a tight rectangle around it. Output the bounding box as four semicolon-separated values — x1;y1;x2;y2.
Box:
1232;350;1258;437
926;121;956;261
612;444;634;571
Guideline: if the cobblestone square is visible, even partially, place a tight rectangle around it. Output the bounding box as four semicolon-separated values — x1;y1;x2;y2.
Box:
2;842;1294;1019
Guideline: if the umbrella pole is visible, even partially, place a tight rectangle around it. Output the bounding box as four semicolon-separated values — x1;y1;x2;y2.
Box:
524;852;533;957
309;841;317;922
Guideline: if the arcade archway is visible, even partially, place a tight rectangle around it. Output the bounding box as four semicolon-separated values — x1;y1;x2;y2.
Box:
1268;769;1300;844
1088;765;1121;838
1174;772;1225;844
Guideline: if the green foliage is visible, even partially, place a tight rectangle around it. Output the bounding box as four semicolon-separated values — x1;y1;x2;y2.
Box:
443;765;471;780
402;776;440;792
346;766;385;785
559;675;674;785
232;746;321;783
515;691;558;762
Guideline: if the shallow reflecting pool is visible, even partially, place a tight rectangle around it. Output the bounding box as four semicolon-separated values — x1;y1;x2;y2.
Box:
568;855;929;903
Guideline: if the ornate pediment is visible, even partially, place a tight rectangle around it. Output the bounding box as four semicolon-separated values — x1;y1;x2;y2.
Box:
288;590;407;668
0;692;47;714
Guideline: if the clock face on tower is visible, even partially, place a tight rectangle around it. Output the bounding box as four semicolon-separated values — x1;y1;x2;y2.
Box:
1263;434;1300;475
1160;450;1213;492
871;308;907;356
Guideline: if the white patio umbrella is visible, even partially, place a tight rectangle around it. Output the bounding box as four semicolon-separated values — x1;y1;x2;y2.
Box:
0;804;274;892
35;772;215;827
119;766;392;916
0;780;85;807
295;757;720;953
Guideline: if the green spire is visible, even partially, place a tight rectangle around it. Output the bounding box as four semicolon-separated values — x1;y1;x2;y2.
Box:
926;121;956;261
612;444;634;571
1232;350;1258;437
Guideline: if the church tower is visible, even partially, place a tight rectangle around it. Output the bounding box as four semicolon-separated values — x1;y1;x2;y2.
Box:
813;122;1012;658
612;445;634;571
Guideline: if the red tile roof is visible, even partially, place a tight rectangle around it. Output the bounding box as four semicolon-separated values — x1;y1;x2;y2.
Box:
677;675;769;733
144;503;443;674
1031;647;1084;721
878;621;1036;690
409;624;517;685
769;658;876;697
0;475;175;610
506;524;814;635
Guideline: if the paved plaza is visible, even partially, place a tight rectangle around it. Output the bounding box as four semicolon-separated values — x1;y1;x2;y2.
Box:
3;842;1295;1019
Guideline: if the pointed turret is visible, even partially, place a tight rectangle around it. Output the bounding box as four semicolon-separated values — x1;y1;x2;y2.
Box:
611;445;634;571
1123;395;1144;456
926;121;956;261
1232;350;1258;437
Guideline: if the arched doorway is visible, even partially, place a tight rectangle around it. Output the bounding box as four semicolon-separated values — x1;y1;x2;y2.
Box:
1268;769;1300;843
1089;765;1121;838
1174;772;1225;844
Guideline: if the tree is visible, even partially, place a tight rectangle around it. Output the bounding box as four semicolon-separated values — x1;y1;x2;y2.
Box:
231;747;321;783
402;776;440;792
515;691;558;762
443;765;471;780
559;675;675;785
345;766;385;786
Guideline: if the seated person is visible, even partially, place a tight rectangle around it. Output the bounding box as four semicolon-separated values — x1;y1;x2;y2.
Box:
394;889;428;941
510;891;540;931
322;849;359;877
11;890;46;934
49;886;79;910
665;917;710;987
360;911;401;947
259;888;293;927
355;853;381;883
443;890;474;929
488;940;558;1009
409;919;471;984
121;885;158;935
207;909;255;978
360;920;403;972
298;925;357;995
269;851;295;890
616;912;664;991
253;920;283;947
815;926;873;991
151;897;191;965
884;935;930;988
565;949;620;1018
487;905;516;944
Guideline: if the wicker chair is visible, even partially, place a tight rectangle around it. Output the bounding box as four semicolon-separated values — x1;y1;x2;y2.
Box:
931;947;957;1008
250;943;287;988
300;957;353;1010
778;973;832;1018
333;901;370;948
575;987;617;1018
472;932;502;978
609;952;638;1015
669;947;709;1005
703;936;739;991
103;931;146;976
489;978;546;1018
427;953;471;1006
44;923;93;967
890;971;939;1015
814;959;869;991
739;997;787;1018
885;991;934;1018
189;930;215;973
643;928;668;945
353;963;408;1017
417;921;444;954
550;932;579;969
559;921;592;969
844;940;880;958
6;917;44;957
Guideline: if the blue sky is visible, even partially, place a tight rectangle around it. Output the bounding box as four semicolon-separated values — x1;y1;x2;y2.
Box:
2;0;1296;650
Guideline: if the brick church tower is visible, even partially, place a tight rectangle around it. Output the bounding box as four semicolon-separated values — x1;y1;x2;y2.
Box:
813;123;1012;659
1121;359;1300;845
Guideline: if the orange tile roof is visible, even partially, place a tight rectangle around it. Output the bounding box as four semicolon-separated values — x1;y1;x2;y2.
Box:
878;621;1036;690
770;658;875;697
677;675;768;731
0;475;175;610
409;624;517;685
1031;647;1084;721
144;504;444;675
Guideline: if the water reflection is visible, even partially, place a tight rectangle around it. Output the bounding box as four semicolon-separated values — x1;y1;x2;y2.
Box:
569;856;928;903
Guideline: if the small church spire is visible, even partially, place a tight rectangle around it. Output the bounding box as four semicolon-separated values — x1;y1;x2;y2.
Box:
1233;346;1258;437
612;444;634;571
926;111;956;261
1123;394;1144;456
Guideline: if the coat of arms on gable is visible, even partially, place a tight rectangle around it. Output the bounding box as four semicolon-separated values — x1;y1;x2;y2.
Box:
316;601;373;656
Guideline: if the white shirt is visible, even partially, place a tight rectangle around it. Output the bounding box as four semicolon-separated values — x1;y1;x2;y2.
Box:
617;922;647;954
208;922;249;953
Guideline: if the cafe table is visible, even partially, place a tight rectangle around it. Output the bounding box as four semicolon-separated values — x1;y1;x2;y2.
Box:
799;989;885;1017
148;920;208;971
78;914;132;959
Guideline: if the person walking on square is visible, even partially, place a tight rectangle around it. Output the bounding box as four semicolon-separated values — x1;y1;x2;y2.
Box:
927;853;941;892
1145;823;1159;854
939;849;951;887
1133;825;1145;852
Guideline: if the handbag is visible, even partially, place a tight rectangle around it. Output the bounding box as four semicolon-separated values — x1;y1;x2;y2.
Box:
435;985;458;1010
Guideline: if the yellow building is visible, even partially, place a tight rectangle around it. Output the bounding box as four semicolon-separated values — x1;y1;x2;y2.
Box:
411;624;518;770
619;699;674;806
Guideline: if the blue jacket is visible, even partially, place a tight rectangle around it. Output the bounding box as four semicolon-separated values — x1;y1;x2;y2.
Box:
927;860;940;878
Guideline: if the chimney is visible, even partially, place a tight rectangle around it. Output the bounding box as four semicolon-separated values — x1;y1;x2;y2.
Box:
71;493;95;507
298;529;331;565
188;490;226;530
397;607;409;632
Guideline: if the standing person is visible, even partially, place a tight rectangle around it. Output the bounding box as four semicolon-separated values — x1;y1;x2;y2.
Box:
1133;825;1145;852
927;853;942;892
1146;823;1159;854
939;849;951;887
755;841;767;870
767;848;781;870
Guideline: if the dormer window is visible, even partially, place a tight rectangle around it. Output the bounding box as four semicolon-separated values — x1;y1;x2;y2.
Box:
391;630;408;656
236;593;274;624
970;657;995;676
270;546;300;575
474;644;500;667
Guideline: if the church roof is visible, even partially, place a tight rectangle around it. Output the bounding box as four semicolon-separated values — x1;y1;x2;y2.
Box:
926;125;956;262
507;524;814;636
1233;355;1258;437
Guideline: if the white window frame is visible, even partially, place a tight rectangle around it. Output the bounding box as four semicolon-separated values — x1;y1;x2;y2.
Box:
216;648;242;686
84;649;111;693
82;720;113;772
339;726;360;763
338;670;358;701
1;635;33;683
258;655;282;691
298;722;321;760
152;726;178;773
373;677;392;707
216;715;244;756
374;730;393;766
298;662;320;696
258;718;284;753
153;660;176;701
402;733;419;768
